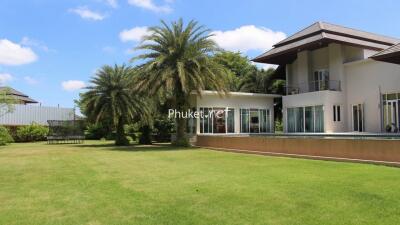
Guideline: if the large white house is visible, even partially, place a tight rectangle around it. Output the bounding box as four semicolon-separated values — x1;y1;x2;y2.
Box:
253;21;400;133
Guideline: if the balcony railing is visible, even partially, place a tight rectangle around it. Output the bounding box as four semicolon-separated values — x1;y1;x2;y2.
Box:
286;80;341;95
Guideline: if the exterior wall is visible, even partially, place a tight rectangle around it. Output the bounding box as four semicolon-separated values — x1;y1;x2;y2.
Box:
195;94;275;134
283;42;399;133
196;135;400;166
283;90;346;132
345;59;400;132
0;105;75;126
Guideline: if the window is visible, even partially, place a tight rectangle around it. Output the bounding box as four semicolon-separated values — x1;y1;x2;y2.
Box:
382;93;400;132
287;105;324;133
199;107;234;134
352;104;364;132
240;108;271;133
333;105;341;122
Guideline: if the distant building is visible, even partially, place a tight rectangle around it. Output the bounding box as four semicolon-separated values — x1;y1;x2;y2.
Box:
0;87;75;126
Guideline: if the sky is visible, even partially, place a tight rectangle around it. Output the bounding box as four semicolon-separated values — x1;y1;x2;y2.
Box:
1;0;400;108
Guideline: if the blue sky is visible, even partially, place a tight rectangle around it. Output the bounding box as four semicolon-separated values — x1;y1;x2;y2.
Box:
1;0;400;108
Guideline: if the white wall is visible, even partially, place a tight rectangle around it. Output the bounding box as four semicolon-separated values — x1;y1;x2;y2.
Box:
0;105;75;126
345;59;400;132
196;94;275;134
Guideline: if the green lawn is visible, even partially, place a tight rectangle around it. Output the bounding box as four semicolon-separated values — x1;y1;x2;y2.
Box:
1;141;400;225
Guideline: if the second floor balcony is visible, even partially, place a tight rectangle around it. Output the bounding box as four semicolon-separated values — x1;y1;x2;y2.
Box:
286;80;341;95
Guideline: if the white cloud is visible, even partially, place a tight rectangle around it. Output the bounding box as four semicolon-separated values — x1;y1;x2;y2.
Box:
62;80;86;91
128;0;172;13
69;6;106;21
105;0;118;8
119;26;151;42
0;73;13;85
0;39;38;66
211;25;286;53
23;76;38;85
20;37;55;52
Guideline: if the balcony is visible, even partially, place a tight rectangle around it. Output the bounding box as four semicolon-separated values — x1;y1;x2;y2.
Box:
285;80;341;95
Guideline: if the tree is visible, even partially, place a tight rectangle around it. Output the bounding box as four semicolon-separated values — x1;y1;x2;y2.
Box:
79;65;150;146
239;68;276;93
133;19;228;146
0;87;17;117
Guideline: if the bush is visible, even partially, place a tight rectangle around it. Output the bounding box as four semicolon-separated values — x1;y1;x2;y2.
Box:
85;123;109;140
0;126;14;145
275;120;283;133
16;124;48;142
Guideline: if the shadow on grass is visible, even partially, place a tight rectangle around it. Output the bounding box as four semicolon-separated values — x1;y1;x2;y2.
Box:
70;142;196;153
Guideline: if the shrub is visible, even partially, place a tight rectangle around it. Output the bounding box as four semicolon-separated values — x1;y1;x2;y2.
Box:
16;124;48;142
275;120;283;133
0;126;14;145
85;123;109;140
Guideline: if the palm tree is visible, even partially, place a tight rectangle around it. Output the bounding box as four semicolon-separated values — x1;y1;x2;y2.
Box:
133;19;228;146
80;65;150;146
239;68;275;93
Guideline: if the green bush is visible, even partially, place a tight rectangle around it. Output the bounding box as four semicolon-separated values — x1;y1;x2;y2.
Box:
0;126;14;145
16;124;49;142
85;123;109;140
275;120;283;133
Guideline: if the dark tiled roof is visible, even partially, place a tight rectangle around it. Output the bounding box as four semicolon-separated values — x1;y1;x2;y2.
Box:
0;87;38;104
370;43;400;64
253;21;400;64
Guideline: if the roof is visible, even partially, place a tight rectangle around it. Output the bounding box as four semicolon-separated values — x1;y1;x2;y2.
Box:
370;43;400;64
0;87;38;104
253;21;400;65
191;90;281;98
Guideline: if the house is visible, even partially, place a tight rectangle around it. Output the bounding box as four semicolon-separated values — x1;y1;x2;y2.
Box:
189;91;280;135
253;21;400;133
0;87;76;126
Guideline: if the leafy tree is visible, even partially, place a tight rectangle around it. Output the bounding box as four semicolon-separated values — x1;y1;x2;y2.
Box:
239;68;276;93
133;19;228;146
80;65;150;146
0;87;17;117
213;51;255;91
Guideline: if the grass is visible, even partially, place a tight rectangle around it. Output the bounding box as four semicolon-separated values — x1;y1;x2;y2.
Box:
1;141;400;225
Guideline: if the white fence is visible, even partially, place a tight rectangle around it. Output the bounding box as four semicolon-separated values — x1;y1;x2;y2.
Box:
0;104;75;126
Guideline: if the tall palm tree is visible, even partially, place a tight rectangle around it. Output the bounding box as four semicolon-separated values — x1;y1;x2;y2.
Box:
133;19;228;146
80;65;150;146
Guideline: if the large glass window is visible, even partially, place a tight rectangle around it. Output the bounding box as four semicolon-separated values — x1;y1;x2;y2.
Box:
287;105;324;133
200;107;234;134
241;108;271;133
240;109;249;133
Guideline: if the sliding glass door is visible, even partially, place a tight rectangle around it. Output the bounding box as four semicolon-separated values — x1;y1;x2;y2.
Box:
352;104;364;132
240;108;272;133
199;107;234;134
286;105;324;133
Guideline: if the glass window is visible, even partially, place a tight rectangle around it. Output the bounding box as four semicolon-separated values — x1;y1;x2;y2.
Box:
240;109;249;133
305;106;314;132
260;109;267;133
227;108;235;133
295;107;304;132
287;108;296;132
250;109;260;133
314;106;324;132
213;108;226;133
333;105;341;122
200;107;213;134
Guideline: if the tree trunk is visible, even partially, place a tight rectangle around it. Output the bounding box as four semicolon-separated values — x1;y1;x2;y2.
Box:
115;117;129;146
173;93;189;146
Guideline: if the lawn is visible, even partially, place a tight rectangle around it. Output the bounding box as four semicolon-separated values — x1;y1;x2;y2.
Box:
0;141;400;225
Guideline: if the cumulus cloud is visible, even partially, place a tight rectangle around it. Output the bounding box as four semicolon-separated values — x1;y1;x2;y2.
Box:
0;39;38;66
0;73;13;85
211;25;286;53
105;0;118;8
23;76;39;85
128;0;172;13
119;26;151;42
69;6;106;21
62;80;86;91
